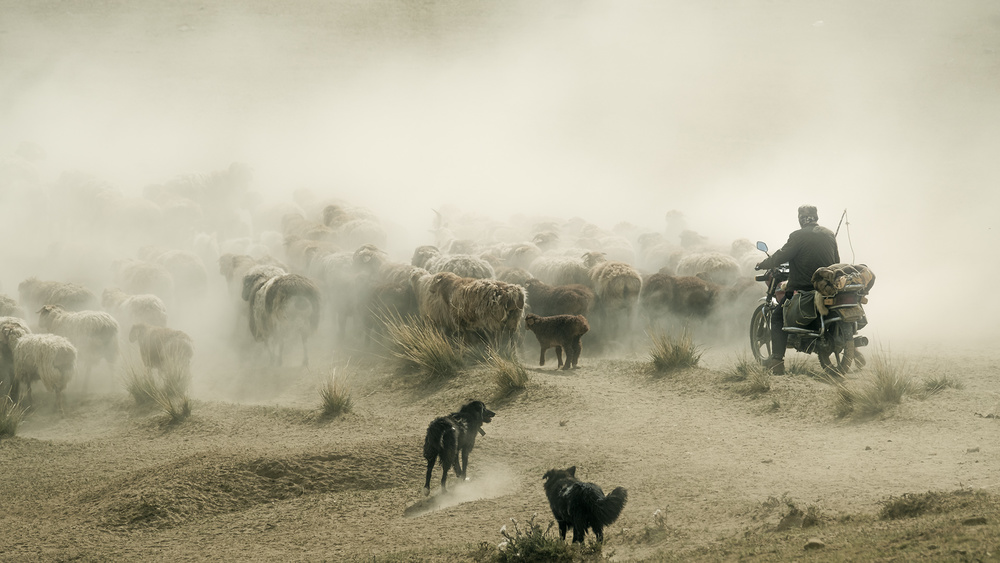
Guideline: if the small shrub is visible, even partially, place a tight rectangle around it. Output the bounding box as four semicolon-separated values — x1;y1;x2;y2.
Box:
485;347;530;396
833;350;911;418
728;356;771;396
319;370;353;417
122;358;158;406
477;514;606;563
919;375;964;397
0;396;28;438
878;492;941;520
648;331;702;375
121;354;191;423
382;315;464;379
785;356;823;377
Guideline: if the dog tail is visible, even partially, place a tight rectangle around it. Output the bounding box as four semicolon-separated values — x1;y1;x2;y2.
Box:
593;486;628;526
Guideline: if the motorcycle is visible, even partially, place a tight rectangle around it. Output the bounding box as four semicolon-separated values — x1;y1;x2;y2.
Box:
749;241;870;375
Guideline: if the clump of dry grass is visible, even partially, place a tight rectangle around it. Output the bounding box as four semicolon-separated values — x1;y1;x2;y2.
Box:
319;369;353;418
121;353;192;423
833;350;911;418
917;375;964;398
381;315;465;379
648;331;702;375
726;355;771;396
0;395;28;438
485;346;530;396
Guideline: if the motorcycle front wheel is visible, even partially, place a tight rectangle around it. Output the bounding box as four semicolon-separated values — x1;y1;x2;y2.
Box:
749;303;771;362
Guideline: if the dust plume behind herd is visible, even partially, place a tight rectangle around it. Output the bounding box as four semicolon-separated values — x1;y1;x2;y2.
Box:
2;0;999;378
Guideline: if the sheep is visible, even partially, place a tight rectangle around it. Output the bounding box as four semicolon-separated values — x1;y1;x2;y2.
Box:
242;269;321;367
675;252;742;286
411;245;442;269
101;288;168;332
640;272;718;322
283;235;339;274
524;313;590;370
6;332;77;416
413;271;465;335
137;247;209;300
584;253;643;341
449;278;526;347
37;305;119;379
495;267;533;287
363;281;420;345
522;278;595;317
425;254;495;280
480;242;542;271
528;256;593;287
0;294;25;319
18;277;98;313
112;259;175;306
0;316;31;398
128;323;194;385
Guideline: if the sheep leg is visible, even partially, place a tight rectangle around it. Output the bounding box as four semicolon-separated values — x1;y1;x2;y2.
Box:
555;346;563;368
301;334;309;367
56;389;65;418
539;346;547;366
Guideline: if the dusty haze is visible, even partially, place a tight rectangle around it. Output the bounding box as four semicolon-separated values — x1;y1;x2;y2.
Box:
2;0;999;349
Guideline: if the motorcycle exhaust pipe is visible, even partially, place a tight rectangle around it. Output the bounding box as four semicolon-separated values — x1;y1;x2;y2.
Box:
854;336;869;348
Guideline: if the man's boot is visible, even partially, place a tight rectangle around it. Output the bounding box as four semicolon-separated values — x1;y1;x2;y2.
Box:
762;357;785;375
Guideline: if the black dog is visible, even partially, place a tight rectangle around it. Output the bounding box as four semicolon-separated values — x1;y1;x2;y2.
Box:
542;466;628;543
422;400;495;495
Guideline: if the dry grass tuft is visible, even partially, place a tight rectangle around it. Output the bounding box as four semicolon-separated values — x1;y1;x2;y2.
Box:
833;350;911;419
381;315;465;379
648;330;703;375
726;355;771;396
121;353;192;423
0;395;28;438
485;346;530;396
319;369;353;418
917;375;964;398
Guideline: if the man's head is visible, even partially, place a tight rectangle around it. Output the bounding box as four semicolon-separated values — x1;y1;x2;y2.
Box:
798;205;818;227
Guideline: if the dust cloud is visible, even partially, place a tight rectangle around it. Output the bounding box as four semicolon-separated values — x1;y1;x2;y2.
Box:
2;0;999;368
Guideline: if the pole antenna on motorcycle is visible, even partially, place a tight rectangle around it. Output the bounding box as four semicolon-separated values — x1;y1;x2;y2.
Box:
834;208;857;263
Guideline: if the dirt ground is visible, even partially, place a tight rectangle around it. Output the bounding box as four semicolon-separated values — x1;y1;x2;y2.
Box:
3;1;1000;561
3;338;1000;561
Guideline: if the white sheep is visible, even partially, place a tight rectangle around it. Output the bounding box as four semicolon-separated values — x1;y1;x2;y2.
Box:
112;259;175;306
675;252;743;286
0;316;31;397
0;294;25;319
37;305;119;379
528;255;593;287
102;288;168;332
584;252;643;341
425;254;495;280
17;277;98;313
242;269;321;367
7;332;77;416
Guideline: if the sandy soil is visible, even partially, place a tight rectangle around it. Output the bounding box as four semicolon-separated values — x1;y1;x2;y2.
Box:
3;340;999;561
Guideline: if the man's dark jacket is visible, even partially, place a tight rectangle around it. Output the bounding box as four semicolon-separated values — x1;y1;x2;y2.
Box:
757;224;840;292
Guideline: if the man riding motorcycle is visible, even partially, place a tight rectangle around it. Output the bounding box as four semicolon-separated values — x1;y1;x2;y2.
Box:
754;205;839;375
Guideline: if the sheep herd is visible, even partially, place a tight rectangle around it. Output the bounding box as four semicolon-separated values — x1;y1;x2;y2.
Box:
0;152;766;417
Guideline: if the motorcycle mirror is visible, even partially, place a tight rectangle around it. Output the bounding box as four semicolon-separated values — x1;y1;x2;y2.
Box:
756;241;768;253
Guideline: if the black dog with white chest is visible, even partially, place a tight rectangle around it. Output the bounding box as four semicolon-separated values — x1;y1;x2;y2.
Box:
422;400;495;496
542;466;628;543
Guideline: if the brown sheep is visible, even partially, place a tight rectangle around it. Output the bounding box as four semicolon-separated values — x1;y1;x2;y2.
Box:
523;278;594;317
640;272;718;320
128;323;194;384
524;313;590;370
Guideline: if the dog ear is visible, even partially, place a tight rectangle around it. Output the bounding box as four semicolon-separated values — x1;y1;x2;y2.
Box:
542;469;554;480
567;466;576;477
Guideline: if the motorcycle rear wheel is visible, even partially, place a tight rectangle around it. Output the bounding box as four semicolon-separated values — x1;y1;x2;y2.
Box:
749;303;771;362
819;339;856;376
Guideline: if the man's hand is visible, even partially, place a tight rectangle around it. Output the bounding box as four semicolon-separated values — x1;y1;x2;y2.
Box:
755;262;764;271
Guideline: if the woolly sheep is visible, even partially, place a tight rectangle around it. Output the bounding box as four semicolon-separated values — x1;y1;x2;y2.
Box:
37;305;119;378
7;332;77;416
242;270;321;367
413;272;464;335
640;272;718;321
112;259;175;305
585;253;642;339
0;316;30;397
425;254;495;280
102;288;168;332
0;294;25;319
128;323;194;383
522;278;595;317
528;256;592;287
18;277;98;313
138;247;209;300
524;313;590;370
449;278;526;347
675;252;742;286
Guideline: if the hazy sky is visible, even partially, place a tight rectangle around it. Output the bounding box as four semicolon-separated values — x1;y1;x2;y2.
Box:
2;0;998;347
